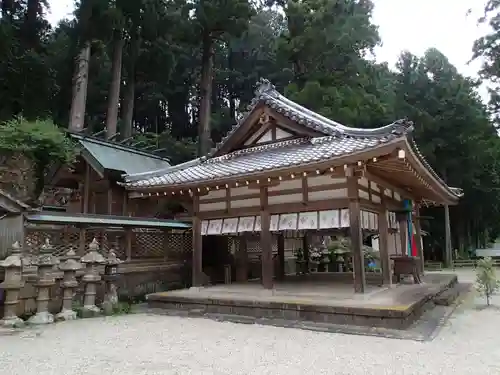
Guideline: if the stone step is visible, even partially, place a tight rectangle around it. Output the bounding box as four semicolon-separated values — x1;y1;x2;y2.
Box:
434;283;471;306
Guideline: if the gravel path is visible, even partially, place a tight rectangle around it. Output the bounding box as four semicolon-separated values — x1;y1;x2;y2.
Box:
1;270;499;375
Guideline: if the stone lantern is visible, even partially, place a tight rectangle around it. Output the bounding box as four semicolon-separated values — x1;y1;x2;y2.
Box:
56;248;82;321
0;242;25;328
80;238;105;318
28;239;60;325
102;248;123;315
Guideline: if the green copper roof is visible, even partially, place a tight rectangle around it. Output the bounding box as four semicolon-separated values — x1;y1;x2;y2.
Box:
69;133;171;177
25;212;191;229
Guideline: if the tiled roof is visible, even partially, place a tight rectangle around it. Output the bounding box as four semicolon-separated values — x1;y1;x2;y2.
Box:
124;134;398;188
69;133;171;176
210;78;414;156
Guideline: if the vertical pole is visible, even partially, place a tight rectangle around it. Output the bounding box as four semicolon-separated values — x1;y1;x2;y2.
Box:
444;204;452;268
399;216;408;256
192;195;203;287
347;170;365;293
302;234;309;273
414;205;424;274
260;187;273;289
83;163;90;214
235;236;248;282
378;191;392;286
277;233;285;281
125;228;132;261
107;184;114;215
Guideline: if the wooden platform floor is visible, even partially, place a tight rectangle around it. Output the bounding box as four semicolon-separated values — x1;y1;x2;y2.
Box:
147;273;458;329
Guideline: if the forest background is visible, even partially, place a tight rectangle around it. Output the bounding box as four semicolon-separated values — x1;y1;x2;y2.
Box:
2;0;500;260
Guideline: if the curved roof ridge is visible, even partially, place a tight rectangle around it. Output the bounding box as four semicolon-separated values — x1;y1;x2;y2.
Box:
209;78;414;156
257;78;414;137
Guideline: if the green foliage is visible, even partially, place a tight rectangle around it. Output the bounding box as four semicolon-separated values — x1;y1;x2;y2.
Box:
475;256;500;306
0;117;75;197
0;117;75;165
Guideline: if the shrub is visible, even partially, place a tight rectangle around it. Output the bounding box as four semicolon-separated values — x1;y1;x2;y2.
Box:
0;117;75;198
476;256;500;306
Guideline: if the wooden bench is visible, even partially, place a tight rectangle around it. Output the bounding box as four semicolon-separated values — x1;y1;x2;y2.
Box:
424;261;443;271
452;259;477;268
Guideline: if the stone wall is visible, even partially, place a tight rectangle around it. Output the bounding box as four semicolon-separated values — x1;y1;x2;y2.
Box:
0;153;37;204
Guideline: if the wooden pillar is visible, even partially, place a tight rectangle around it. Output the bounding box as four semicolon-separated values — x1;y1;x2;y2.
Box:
378;192;392;286
82;163;91;214
122;191;129;216
347;171;366;293
277;233;285;280
444;204;452;268
398;216;408;256
414;205;424;274
125;228;132;261
107;185;114;214
235;236;248;282
260;186;273;289
302;234;310;273
192;195;203;287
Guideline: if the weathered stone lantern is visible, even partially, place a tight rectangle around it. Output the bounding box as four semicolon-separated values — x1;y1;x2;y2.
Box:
29;239;60;325
80;238;105;318
56;248;82;321
102;248;123;315
0;242;25;328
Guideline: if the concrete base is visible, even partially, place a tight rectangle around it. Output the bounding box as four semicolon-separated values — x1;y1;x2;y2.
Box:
81;305;101;318
55;309;78;321
28;311;54;325
147;273;458;330
0;316;25;328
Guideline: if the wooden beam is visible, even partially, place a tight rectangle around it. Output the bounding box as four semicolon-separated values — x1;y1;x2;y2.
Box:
122;190;128;216
398;215;408;256
225;188;231;213
125;228;132;261
444;204;452;268
301;175;308;205
192;195;203;287
347;171;366;293
364;169;416;201
277;233;285;280
201;183;347;205
199;198;350;220
414;204;424;274
107;186;114;214
378;190;392;286
235;236;248;283
83;163;91;213
260;186;273;289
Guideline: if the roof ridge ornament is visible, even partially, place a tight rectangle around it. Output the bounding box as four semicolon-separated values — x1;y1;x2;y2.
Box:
255;78;276;97
390;118;414;135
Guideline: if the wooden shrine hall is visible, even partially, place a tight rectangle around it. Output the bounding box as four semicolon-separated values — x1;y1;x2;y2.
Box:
123;80;461;325
121;79;462;329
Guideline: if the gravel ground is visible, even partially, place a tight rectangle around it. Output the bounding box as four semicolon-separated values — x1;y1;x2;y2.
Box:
1;270;500;375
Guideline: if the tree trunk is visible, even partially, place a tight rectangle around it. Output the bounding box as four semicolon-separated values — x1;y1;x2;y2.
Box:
198;31;214;156
106;31;125;139
25;0;39;48
69;43;91;132
122;33;140;139
227;47;236;123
